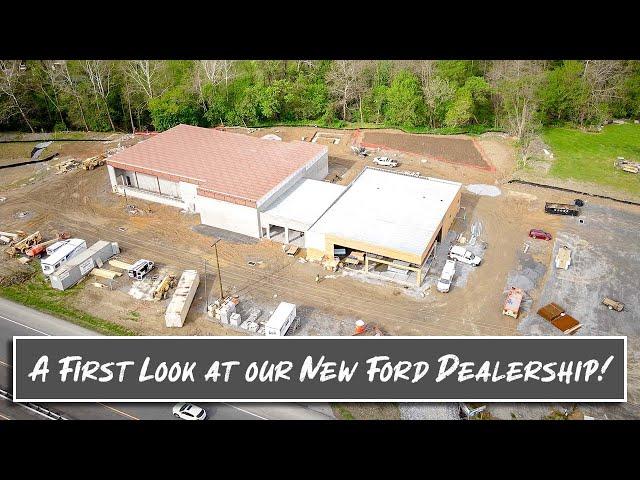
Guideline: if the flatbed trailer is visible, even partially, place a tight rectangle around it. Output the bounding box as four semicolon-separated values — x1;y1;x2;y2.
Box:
503;287;524;318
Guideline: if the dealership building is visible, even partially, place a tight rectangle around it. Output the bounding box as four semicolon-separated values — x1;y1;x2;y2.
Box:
106;124;461;285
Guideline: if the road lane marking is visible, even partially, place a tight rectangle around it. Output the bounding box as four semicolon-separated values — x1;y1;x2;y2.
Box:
222;403;267;420
0;359;11;368
98;403;139;420
0;412;10;420
0;314;50;336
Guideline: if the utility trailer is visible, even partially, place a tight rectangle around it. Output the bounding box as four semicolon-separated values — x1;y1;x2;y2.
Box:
545;202;580;216
49;241;120;291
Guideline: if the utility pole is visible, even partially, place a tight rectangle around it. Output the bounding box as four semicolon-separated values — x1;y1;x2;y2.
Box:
212;240;223;300
203;259;207;313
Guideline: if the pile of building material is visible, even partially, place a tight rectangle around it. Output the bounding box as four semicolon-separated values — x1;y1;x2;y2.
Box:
4;231;42;257
614;157;640;174
208;295;240;324
50;241;120;291
55;159;80;174
555;246;572;270
0;231;21;246
90;268;122;280
344;251;365;266
165;270;199;328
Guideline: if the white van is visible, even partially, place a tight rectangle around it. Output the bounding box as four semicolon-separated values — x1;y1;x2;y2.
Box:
265;302;296;337
437;259;456;293
41;238;87;275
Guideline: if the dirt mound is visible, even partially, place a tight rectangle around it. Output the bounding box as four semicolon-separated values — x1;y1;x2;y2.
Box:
0;259;34;287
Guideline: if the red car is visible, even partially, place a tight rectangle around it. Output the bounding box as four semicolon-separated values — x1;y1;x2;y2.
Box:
529;229;552;240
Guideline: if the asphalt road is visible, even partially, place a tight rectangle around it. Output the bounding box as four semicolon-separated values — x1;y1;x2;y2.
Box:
0;297;334;421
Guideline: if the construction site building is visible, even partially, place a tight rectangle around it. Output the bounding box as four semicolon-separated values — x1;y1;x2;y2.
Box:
106;124;328;238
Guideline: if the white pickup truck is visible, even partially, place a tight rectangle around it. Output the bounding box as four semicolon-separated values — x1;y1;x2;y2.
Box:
437;259;456;292
372;156;398;167
448;245;482;266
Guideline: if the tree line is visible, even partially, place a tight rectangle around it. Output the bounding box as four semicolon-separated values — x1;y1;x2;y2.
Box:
1;60;639;143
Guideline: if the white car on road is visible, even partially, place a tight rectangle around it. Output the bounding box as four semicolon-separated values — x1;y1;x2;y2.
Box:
448;245;482;266
372;156;398;167
173;403;207;420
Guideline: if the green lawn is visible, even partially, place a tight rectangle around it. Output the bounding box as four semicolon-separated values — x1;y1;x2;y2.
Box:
0;269;136;336
543;123;640;196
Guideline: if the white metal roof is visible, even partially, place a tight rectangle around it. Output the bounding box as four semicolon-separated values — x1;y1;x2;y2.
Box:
260;179;346;232
308;167;462;257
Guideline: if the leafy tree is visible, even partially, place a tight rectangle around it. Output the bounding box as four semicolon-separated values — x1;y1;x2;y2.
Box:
148;86;202;131
384;70;425;127
537;60;590;125
445;76;492;127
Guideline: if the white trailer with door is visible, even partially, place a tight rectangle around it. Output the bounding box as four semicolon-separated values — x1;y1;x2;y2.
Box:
265;302;297;337
165;270;200;328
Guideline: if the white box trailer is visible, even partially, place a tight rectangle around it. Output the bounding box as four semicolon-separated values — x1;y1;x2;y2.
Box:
41;238;87;275
265;302;296;337
165;270;200;328
50;241;120;291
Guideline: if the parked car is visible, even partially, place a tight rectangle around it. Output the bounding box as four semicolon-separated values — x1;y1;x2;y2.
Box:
448;245;482;266
372;156;398;167
437;259;456;293
172;403;207;420
529;229;552;241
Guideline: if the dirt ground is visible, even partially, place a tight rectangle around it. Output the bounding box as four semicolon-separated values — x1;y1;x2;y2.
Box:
1;126;638;418
359;129;490;169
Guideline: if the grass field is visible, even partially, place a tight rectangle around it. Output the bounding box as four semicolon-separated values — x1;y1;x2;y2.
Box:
0;269;135;336
544;123;640;195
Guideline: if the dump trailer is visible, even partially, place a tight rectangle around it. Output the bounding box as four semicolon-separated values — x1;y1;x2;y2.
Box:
165;270;199;328
49;241;120;291
537;302;582;335
545;202;580;216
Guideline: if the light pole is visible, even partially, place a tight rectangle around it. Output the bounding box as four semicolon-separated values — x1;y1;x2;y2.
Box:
212;239;223;301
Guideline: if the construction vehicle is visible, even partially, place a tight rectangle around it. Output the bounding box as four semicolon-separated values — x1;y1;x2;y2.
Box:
26;231;71;258
4;231;42;257
153;274;177;300
82;155;106;170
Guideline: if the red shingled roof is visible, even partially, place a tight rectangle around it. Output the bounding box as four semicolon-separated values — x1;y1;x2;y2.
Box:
107;124;327;207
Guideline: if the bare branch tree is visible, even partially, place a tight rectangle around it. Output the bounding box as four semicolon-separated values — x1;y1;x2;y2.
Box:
326;60;366;121
56;60;89;131
82;60;116;130
0;60;35;132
